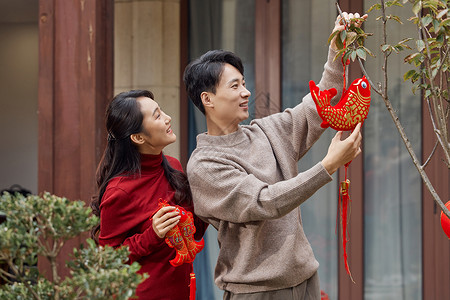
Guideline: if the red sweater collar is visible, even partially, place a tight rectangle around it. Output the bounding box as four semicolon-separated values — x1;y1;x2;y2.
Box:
140;152;163;174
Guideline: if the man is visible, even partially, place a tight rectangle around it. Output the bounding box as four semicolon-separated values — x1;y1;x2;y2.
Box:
184;12;367;300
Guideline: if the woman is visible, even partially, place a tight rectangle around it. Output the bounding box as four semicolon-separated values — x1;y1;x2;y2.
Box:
90;90;208;299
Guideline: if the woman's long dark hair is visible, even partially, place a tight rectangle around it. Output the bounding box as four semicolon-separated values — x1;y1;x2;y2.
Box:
90;90;192;241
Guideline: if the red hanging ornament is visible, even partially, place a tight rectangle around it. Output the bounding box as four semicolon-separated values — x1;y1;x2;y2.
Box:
309;33;371;283
154;199;205;300
157;198;205;267
440;201;450;239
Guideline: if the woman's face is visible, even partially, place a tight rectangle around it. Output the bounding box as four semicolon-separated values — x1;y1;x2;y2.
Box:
134;96;176;154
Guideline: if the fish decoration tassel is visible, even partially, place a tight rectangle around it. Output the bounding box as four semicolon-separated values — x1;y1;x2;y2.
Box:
339;176;354;282
189;273;197;300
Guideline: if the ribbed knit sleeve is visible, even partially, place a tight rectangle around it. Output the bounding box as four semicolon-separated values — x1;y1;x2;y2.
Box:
99;187;165;261
252;47;343;162
188;158;331;224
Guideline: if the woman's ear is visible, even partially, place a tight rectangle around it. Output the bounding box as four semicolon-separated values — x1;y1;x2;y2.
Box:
201;91;214;109
130;133;144;145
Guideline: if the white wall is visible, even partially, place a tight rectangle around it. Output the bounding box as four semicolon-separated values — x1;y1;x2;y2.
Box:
114;0;181;159
0;17;39;194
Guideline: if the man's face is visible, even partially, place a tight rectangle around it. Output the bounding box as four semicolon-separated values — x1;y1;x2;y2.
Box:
208;63;251;127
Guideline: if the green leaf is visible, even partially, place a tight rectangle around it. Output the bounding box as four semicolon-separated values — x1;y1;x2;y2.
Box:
343;50;352;62
357;48;367;60
381;44;392;52
87;238;96;248
346;32;358;45
422;15;433;26
412;1;422;15
354;27;366;36
412;73;421;82
432;19;441;32
387;0;403;7
362;46;376;57
351;50;357;61
416;39;426;51
431;67;439;78
436;8;448;19
389;15;404;24
441;18;450;27
340;30;347;43
394;45;405;52
367;3;382;12
404;69;417;80
335;34;344;50
423;0;439;10
327;30;340;45
404;52;421;63
398;37;413;45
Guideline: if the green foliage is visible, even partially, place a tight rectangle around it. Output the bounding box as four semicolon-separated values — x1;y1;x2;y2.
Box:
328;14;375;64
66;239;147;300
0;192;145;300
369;0;449;96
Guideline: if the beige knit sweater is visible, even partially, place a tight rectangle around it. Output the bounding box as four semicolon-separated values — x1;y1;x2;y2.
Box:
187;48;343;294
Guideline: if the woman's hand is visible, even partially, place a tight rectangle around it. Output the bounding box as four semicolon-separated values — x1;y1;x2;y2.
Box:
330;12;368;51
152;206;181;238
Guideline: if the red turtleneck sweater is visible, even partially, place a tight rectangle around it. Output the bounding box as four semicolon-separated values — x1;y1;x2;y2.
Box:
99;153;208;299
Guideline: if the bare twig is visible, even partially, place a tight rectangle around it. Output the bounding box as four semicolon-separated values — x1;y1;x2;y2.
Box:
423;140;439;169
426;96;450;166
0;265;17;282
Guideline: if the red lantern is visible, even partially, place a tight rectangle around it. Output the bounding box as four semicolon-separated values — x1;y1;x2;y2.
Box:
440;201;450;238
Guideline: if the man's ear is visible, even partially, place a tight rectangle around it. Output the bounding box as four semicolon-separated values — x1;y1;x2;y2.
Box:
130;133;144;145
201;91;214;109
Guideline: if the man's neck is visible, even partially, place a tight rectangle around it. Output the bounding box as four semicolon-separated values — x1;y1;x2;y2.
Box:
206;116;239;136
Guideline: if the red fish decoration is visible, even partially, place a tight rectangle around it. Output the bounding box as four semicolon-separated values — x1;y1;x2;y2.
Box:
309;76;371;131
157;199;205;267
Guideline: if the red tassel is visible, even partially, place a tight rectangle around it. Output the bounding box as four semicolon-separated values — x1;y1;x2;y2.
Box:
339;167;354;283
189;273;196;300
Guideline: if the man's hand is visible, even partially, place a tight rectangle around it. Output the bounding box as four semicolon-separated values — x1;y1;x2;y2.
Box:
322;123;363;175
330;12;368;51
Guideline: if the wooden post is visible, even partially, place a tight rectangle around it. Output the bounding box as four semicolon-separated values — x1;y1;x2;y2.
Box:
38;0;113;279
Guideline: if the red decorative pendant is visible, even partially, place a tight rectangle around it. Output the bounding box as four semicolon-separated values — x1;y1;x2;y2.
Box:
157;199;205;267
440;201;450;238
310;76;371;132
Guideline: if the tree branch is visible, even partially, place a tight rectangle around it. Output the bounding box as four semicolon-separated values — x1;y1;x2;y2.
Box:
423;140;439;169
378;0;450;218
5;259;41;300
335;2;383;96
